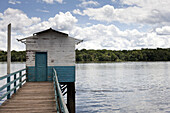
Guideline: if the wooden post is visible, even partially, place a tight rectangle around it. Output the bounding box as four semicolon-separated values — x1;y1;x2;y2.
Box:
67;82;75;113
7;23;11;99
19;71;22;88
26;66;28;82
14;74;16;93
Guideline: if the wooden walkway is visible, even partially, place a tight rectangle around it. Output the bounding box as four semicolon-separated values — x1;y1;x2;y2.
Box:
0;82;56;113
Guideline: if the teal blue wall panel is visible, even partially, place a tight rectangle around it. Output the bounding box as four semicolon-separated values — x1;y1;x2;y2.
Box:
48;66;75;82
27;66;36;81
27;66;75;82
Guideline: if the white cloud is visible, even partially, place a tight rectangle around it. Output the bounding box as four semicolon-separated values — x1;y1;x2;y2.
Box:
23;11;78;35
8;0;21;4
0;8;77;34
74;1;170;26
0;8;169;51
77;0;99;8
120;0;169;8
48;12;78;30
42;0;53;4
70;24;170;50
138;32;169;48
0;8;41;33
41;0;63;4
70;24;137;50
73;9;84;15
111;0;116;2
0;8;77;50
0;31;7;50
0;8;41;51
82;5;116;22
156;26;170;35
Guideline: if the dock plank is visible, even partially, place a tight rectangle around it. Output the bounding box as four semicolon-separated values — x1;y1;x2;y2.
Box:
0;82;57;113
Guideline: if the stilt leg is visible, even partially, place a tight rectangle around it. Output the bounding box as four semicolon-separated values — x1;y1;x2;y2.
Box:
67;82;75;113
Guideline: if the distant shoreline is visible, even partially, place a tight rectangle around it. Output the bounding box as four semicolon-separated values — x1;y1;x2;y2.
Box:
76;61;170;63
0;61;170;64
0;48;170;62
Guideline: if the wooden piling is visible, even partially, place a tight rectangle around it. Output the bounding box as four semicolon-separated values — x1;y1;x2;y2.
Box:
67;82;75;113
7;23;11;74
7;23;11;99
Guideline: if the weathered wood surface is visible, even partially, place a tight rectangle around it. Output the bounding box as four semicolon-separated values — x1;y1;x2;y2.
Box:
26;32;75;67
0;82;56;113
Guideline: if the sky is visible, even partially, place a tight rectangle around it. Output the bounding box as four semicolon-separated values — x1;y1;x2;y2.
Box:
0;0;170;51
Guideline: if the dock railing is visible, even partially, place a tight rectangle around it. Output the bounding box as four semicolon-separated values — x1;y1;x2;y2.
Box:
53;68;69;113
0;68;26;101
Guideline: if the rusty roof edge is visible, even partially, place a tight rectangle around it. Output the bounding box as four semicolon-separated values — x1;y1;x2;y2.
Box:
17;36;37;44
17;33;83;45
69;36;83;45
17;36;34;41
17;28;69;43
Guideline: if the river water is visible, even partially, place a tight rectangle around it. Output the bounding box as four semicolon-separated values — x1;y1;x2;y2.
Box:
0;62;170;113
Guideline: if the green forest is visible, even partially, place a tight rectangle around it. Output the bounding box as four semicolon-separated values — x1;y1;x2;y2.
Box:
0;48;170;62
0;50;26;62
76;48;170;62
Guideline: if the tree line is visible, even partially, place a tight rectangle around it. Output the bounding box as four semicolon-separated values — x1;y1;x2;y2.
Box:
0;48;170;62
0;50;26;62
76;48;170;62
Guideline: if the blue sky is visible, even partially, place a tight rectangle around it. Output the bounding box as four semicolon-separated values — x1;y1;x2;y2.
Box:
0;0;170;50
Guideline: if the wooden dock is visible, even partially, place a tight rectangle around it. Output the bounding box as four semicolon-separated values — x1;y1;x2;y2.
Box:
0;82;56;113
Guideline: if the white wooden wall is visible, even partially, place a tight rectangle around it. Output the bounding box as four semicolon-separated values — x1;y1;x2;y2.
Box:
26;32;75;67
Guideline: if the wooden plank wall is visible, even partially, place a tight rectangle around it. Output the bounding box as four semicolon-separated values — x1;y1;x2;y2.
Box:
26;32;75;67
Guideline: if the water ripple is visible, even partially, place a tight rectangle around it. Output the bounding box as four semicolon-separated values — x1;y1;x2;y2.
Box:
76;89;134;93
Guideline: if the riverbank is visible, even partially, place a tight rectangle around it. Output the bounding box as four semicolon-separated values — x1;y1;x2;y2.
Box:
0;48;170;62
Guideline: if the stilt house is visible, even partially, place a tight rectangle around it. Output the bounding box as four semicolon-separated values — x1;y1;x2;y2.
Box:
18;28;81;82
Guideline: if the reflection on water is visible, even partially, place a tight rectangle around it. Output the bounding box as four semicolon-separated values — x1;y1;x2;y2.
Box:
76;62;170;113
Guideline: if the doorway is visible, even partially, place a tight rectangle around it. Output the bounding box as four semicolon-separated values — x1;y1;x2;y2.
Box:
35;52;47;81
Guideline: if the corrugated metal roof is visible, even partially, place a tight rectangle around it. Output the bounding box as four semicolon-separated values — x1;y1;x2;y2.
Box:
33;28;68;36
17;28;83;45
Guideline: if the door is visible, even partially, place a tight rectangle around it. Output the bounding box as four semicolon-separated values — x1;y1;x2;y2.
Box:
35;52;47;81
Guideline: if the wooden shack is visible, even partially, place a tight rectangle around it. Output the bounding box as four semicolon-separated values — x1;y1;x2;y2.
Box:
19;28;81;82
18;28;81;112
